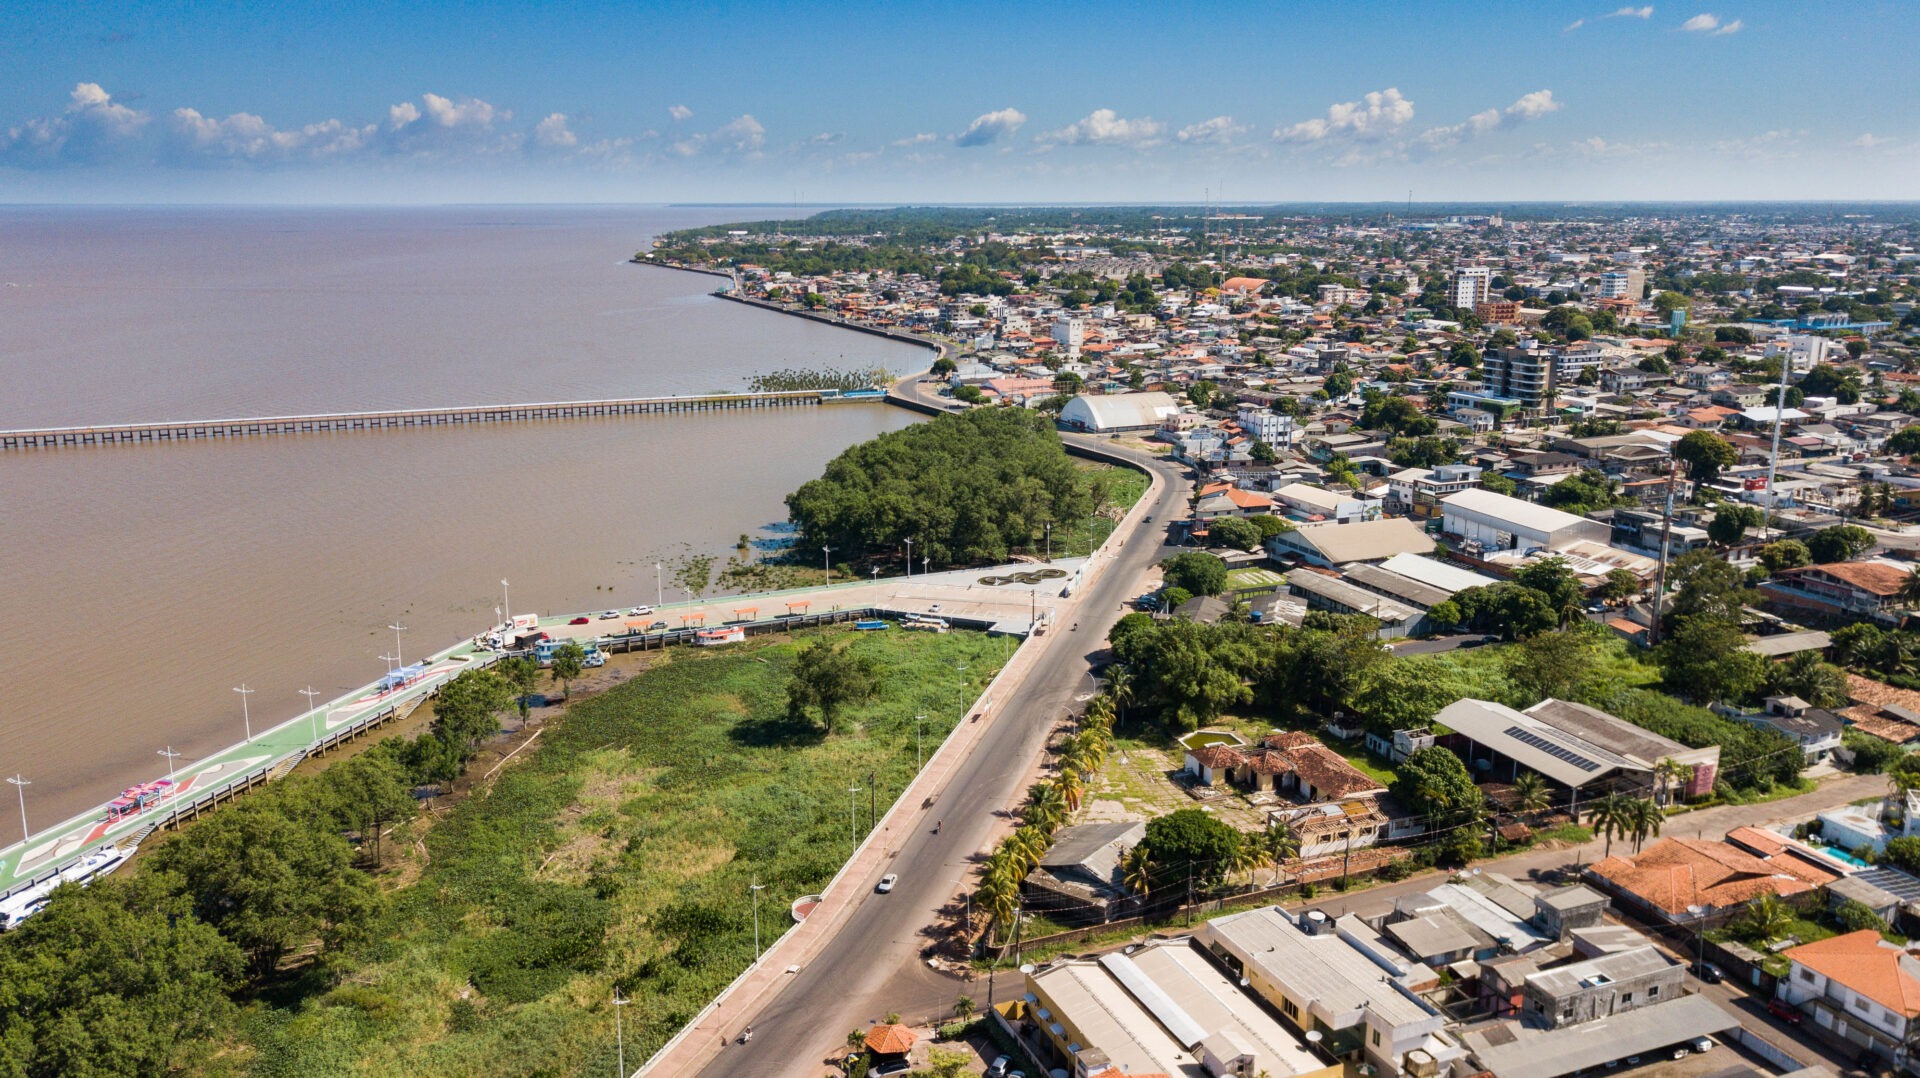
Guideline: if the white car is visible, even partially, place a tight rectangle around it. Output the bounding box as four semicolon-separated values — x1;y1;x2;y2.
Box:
627;605;653;616
876;874;898;894
598;610;620;620
986;1057;1010;1078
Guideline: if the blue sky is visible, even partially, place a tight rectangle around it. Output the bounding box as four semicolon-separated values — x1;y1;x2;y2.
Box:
1;0;1912;203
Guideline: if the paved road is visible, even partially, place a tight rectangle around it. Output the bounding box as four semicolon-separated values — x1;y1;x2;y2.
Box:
700;430;1190;1077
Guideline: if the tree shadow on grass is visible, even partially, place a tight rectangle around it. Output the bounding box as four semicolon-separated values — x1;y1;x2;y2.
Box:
728;714;829;748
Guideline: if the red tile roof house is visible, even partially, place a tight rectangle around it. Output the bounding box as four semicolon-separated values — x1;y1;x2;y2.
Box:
1183;731;1385;801
1583;836;1828;924
1760;561;1913;623
1778;930;1920;1063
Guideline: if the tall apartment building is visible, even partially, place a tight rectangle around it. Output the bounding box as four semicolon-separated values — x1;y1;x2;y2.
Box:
1050;316;1085;356
1597;268;1646;300
1483;341;1559;407
1449;265;1493;310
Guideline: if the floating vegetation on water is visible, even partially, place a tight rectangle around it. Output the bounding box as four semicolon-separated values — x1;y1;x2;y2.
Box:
748;366;889;393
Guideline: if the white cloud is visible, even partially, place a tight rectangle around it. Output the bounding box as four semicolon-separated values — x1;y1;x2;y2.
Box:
167;108;373;161
809;131;845;145
671;114;765;157
1855;133;1895;149
954;107;1026;147
1566;18;1586;31
0;82;150;165
1275;88;1413;143
892;132;937;146
1175;116;1244;144
1419;89;1561;149
533;112;577;149
419;93;498;129
1040;108;1164;147
1682;12;1739;33
1613;5;1655;17
668;104;693;121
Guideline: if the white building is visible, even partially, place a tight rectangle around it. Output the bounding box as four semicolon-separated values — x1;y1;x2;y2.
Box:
1058;391;1181;433
1238;406;1298;447
1779;931;1920;1064
1440;488;1611;553
1449;266;1493;310
1051;316;1086;356
1596;268;1646;300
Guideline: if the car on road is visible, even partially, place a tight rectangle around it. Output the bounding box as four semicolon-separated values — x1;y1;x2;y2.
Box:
875;874;898;894
597;610;620;620
1694;961;1725;984
986;1057;1010;1078
1144;515;1154;523
646;620;668;631
1767;999;1804;1024
627;605;653;616
568;616;591;625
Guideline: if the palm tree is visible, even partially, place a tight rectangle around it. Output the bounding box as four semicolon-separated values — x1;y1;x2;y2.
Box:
1588;793;1634;861
1626;796;1665;853
1264;821;1301;886
1653;758;1691;808
1899;569;1920;610
1083;693;1118;731
1006;827;1051;875
1023;782;1067;834
977;854;1021;944
1099;665;1135;726
1737;892;1794;944
1122;843;1156;900
1511;771;1553;815
1226;837;1264;886
1882;634;1918;679
1056;768;1087;813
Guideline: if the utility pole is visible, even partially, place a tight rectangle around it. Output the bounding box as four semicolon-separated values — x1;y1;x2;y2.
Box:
156;746;182;785
388;621;408;667
869;770;877;833
822;545;834;586
1186;865;1195;928
612;990;629;1077
300;685;323;743
750;879;766;962
5;776;27;843
1762;347;1793;542
848;784;861;851
1651;458;1679;645
915;714;926;772
233;683;255;742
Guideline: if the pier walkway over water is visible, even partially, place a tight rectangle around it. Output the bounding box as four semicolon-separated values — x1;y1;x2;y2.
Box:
0;558;1084;905
0;387;887;450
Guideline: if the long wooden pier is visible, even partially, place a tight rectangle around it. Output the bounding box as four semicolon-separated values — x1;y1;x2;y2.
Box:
0;388;879;450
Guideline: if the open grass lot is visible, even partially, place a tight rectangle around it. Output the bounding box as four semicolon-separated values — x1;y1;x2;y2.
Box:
1051;462;1150;559
1225;567;1285;591
239;628;1008;1077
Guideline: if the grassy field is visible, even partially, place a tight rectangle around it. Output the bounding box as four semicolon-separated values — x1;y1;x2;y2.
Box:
1225;567;1285;592
239;628;1008;1076
1048;461;1150;559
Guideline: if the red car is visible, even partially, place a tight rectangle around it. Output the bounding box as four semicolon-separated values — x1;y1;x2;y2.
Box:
568;616;590;625
1767;1000;1804;1025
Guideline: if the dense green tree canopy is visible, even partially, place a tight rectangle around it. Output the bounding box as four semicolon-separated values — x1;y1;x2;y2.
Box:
1139;809;1243;890
1204;516;1262;551
1160;551;1229;597
1392;747;1481;820
1806;524;1875;564
786;409;1090;567
1673;430;1737;484
0;878;242;1078
785;638;880;731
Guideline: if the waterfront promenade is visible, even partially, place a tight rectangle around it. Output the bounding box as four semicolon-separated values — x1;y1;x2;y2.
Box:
0;559;1085;900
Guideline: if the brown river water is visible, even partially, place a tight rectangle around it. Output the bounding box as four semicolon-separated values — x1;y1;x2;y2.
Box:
0;206;925;824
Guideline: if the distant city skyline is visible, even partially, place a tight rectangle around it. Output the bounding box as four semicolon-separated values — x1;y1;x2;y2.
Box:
2;0;1912;203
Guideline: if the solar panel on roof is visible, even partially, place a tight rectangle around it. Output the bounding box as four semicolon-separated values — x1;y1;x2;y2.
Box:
1504;725;1602;772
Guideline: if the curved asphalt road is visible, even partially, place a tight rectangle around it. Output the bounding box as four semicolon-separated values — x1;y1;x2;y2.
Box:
697;389;1189;1077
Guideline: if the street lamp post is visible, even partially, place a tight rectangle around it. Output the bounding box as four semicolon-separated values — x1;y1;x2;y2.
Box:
904;538;913;580
501;579;511;625
388;621;408;667
822;545;834;586
655;562;664;608
922;555;930;577
233;683;255;742
915;714;926;772
5;776;28;843
871;566;880;585
612;989;630;1076
1045;521;1052;561
299;685;323;744
848;785;861;851
750;879;766;962
156;746;181;785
